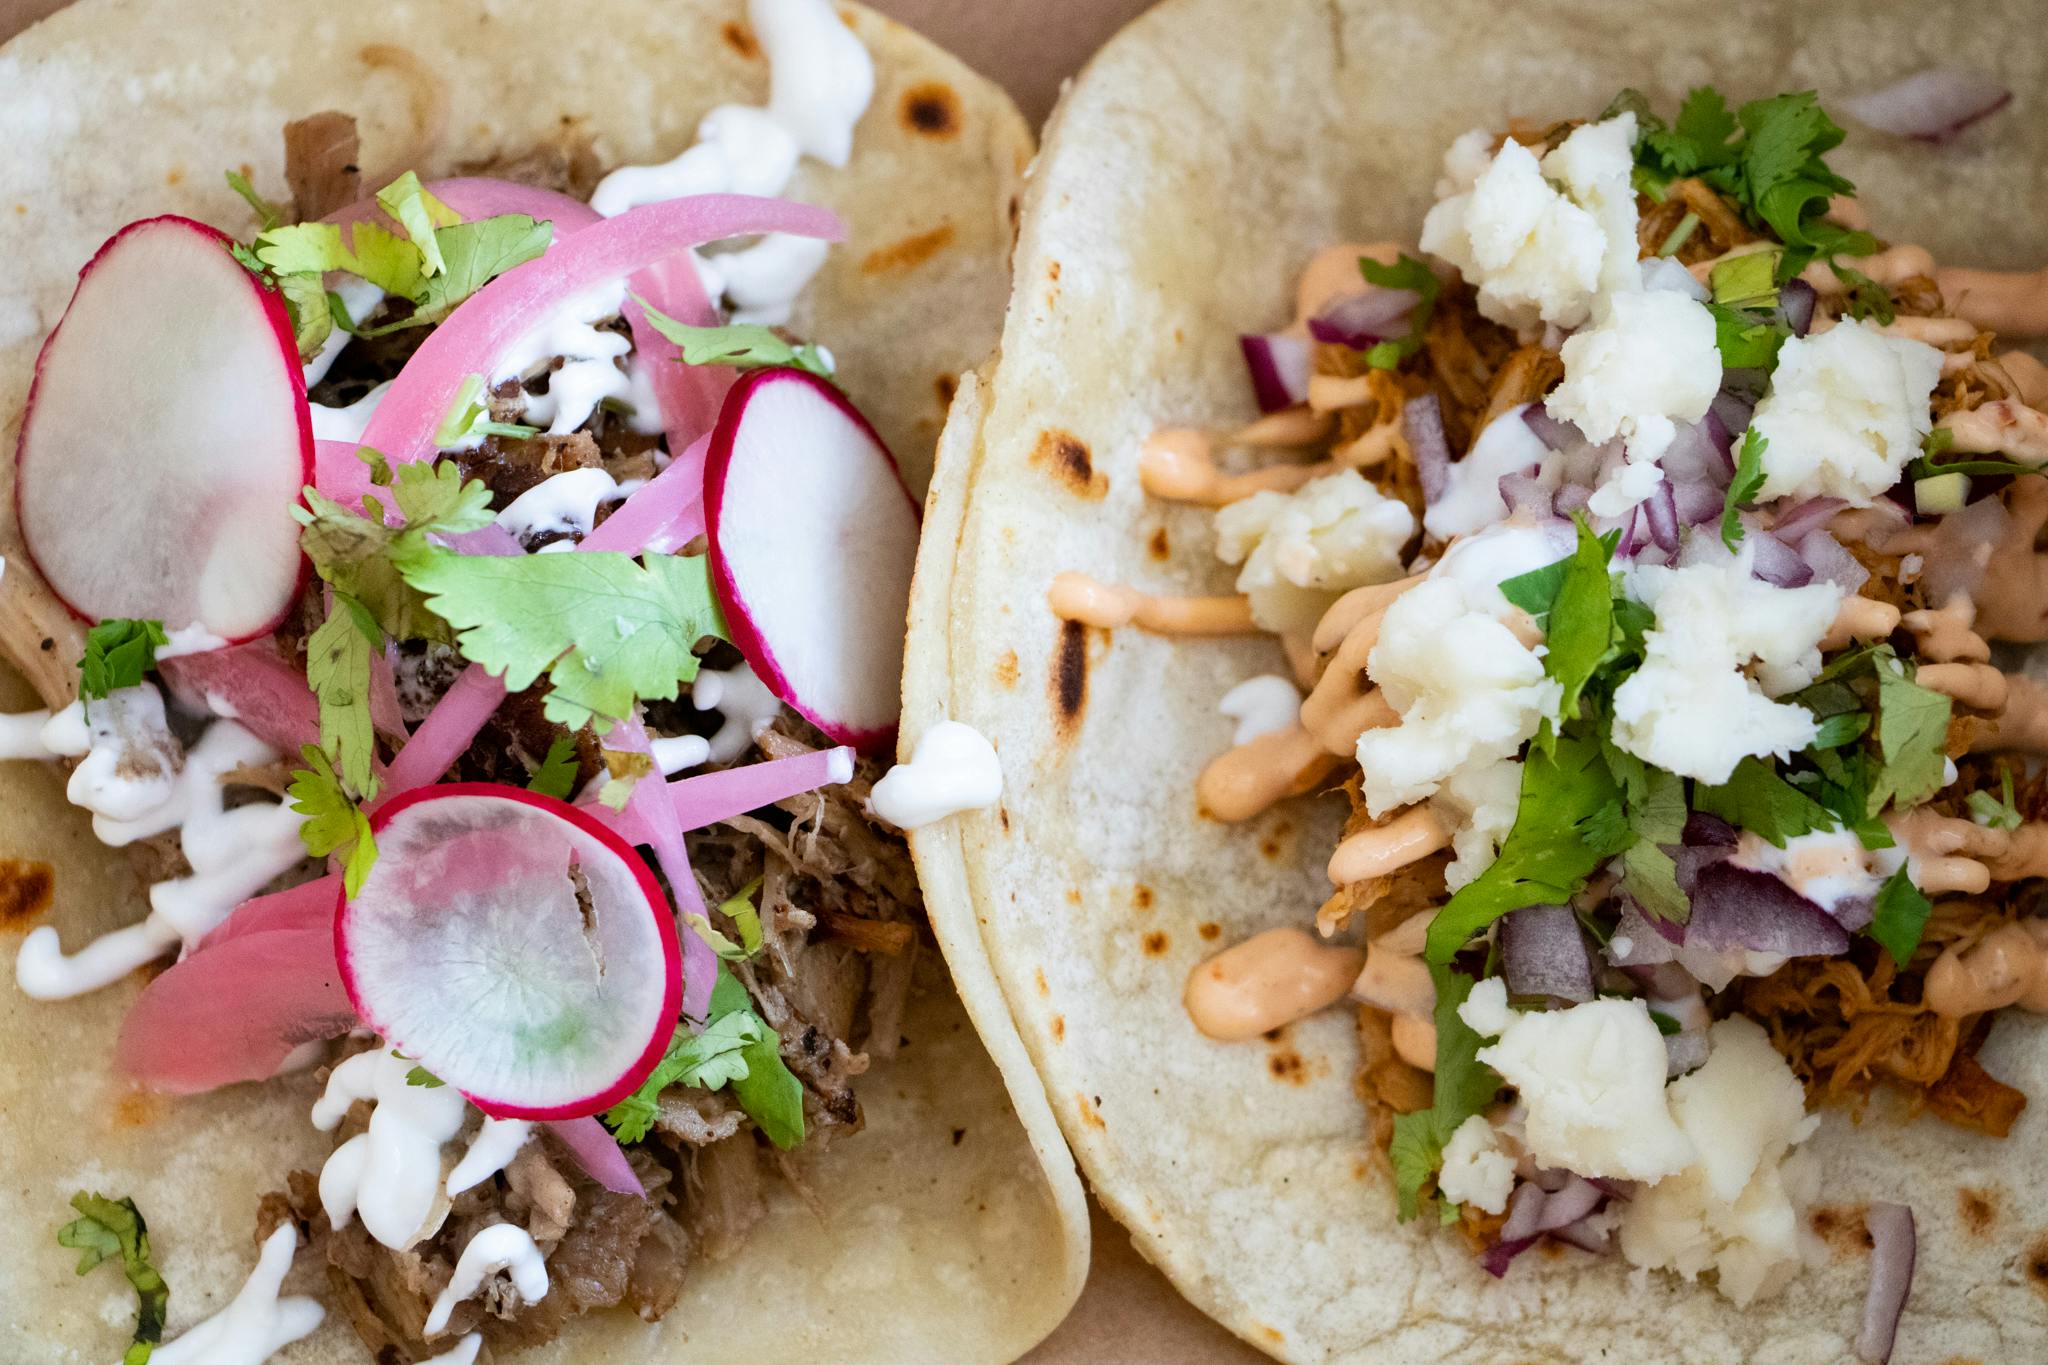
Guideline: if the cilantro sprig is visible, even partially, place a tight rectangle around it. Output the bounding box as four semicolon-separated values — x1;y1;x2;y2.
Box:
1720;428;1768;549
1388;964;1502;1222
526;734;582;800
1869;865;1934;968
288;745;378;897
58;1192;167;1365
632;297;833;377
605;966;804;1148
685;876;766;962
78;619;168;707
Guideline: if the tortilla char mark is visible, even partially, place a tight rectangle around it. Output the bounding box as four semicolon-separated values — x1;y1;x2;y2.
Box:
899;81;961;138
861;222;957;275
721;19;760;58
1030;428;1107;499
0;859;55;929
1051;619;1089;729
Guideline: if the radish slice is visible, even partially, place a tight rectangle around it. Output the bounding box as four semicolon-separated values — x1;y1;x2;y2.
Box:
16;216;311;641
705;369;918;753
338;783;680;1119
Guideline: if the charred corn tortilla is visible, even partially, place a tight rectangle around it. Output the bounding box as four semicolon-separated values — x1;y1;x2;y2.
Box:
0;1;1089;1360
904;0;2048;1360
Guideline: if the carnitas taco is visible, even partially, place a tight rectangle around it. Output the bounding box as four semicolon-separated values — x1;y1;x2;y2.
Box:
0;1;1089;1361
906;0;2048;1358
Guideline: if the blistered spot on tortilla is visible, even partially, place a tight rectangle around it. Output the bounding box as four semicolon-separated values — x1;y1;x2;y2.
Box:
1048;260;1062;282
861;223;956;275
951;1128;966;1146
1034;968;1049;997
1031;428;1107;499
993;650;1019;687
165;166;185;186
1142;931;1168;956
0;859;55;929
1255;1325;1285;1346
899;82;961;138
935;373;958;409
112;1090;165;1130
1076;1093;1106;1130
721;20;759;57
999;806;1011;833
1052;619;1088;728
1008;195;1021;232
1808;1204;1874;1260
1958;1186;1999;1237
2026;1234;2048;1298
1267;1049;1307;1084
1065;888;1083;907
1132;884;1154;911
1148;527;1171;561
1198;921;1221;941
1051;1015;1065;1042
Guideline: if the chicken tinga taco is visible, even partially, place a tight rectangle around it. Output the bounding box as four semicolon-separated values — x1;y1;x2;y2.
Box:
0;1;1087;1361
903;0;2048;1358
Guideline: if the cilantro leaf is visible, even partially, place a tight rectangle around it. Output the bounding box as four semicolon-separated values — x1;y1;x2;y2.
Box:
405;1065;445;1088
1357;255;1442;369
526;734;581;800
1639;86;1739;176
1968;766;2022;831
305;597;380;799
606;965;805;1148
1622;841;1690;922
1834;262;1897;325
1583;799;1632;857
277;271;335;360
1693;755;1837;846
1721;428;1768;548
294;462;494;644
1867;651;1953;814
399;548;730;733
1539;517;1621;725
288;745;379;897
58;1192;167;1365
684;876;766;961
1706;301;1788;372
374;171;459;278
631;296;833;377
224;169;283;231
1497;560;1568;617
254;220;425;299
405;215;553;326
1809;710;1872;750
79;619;167;705
1426;730;1621;962
1868;865;1934;968
1389;964;1501;1221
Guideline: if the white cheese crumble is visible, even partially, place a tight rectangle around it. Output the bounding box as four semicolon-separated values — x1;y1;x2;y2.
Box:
1609;552;1841;784
1355;524;1569;816
1460;979;1695;1182
1434;757;1523;893
1419;115;1639;330
1618;1016;1821;1306
869;720;1001;829
1218;674;1303;745
1549;287;1722;486
1213;470;1415;632
1748;318;1943;505
1437;1113;1516;1215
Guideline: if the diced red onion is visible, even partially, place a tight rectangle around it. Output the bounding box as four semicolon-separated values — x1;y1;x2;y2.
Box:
1498;1181;1551;1242
1798;529;1871;594
1709;390;1756;439
1659;418;1732;490
1685;811;1738;847
1664;1029;1710;1077
1501;904;1595;1002
1772;496;1848;544
1608;902;1687;968
1404;394;1450;503
1645;479;1680;553
1549;1217;1612;1254
1856;1203;1917;1363
1831;894;1876;933
1240;333;1312;413
1500;1174;1604;1243
1553;483;1593;516
1307;288;1419;348
1779;278;1818;336
1842;68;2014;144
1746;524;1815;587
1497;471;1554;517
1521;404;1579;451
1687;862;1851;957
1480;1233;1540;1278
1671;481;1725;527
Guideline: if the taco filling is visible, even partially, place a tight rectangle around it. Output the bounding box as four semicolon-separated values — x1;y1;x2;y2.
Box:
0;1;1012;1359
1067;84;2048;1357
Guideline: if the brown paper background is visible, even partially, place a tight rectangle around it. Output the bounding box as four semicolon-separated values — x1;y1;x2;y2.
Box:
0;0;1261;1358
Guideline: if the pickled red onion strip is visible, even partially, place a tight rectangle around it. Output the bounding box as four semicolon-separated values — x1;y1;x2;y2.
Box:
580;436;711;555
668;747;855;832
624;255;732;452
357;195;841;468
609;715;718;1026
159;642;320;755
314;438;380;513
543;1117;645;1196
196;874;340;951
378;663;505;799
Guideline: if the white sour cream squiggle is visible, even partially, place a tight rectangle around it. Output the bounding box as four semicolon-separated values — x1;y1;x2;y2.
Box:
13;688;307;1000
313;1049;469;1250
424;1223;551;1337
869;721;1002;829
151;1222;324;1365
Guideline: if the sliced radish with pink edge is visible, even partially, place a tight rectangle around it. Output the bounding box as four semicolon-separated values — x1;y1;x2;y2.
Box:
705;368;919;754
337;782;680;1120
15;215;311;642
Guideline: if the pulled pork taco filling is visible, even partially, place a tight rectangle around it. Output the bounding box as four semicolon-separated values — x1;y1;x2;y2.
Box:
1062;83;2048;1359
1;1;1003;1360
